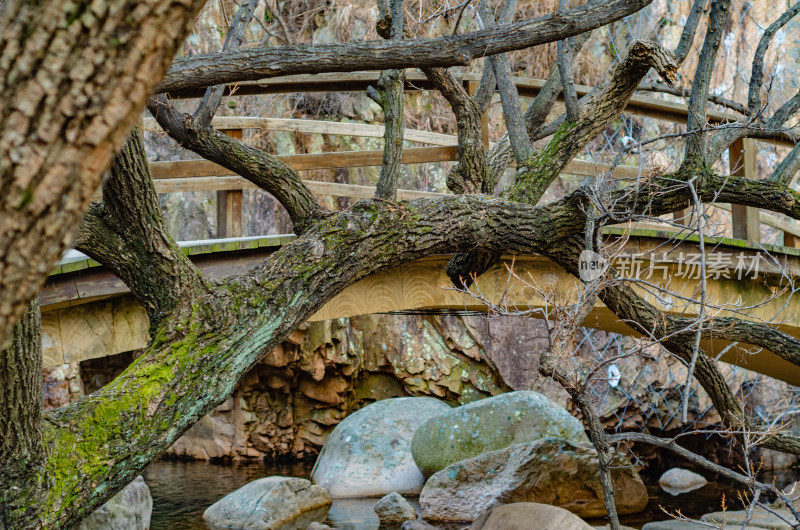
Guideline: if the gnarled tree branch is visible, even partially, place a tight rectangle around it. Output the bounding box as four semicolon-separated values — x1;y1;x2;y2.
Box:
193;0;260;128
148;96;330;234
505;41;677;205
371;0;406;201
154;0;654;94
478;0;533;167
748;2;800;115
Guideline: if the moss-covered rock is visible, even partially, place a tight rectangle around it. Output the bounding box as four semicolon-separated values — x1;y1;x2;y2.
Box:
411;391;588;476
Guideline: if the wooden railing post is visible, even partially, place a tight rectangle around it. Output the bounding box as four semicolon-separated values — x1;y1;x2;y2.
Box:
730;138;760;242
217;129;244;238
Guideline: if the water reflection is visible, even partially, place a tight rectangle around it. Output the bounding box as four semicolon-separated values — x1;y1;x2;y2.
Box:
144;458;797;530
144;459;315;529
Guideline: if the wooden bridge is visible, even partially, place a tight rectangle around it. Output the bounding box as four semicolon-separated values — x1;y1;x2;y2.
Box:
42;72;800;385
40;229;800;385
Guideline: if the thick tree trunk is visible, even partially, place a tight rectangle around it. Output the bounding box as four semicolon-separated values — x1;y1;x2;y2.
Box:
0;300;45;528
0;0;204;349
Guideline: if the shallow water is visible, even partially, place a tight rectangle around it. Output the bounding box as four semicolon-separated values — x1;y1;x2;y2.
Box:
143;458;795;529
143;459;423;530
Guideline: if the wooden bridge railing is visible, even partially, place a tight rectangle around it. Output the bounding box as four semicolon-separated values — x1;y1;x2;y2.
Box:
140;72;799;247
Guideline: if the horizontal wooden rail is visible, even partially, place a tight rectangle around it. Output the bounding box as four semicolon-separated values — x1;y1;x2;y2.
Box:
149;148;643;180
143;72;797;245
153;177;444;200
142;117;458;146
159;71;794;148
151;146;457;178
710;203;800;241
144;144;800;243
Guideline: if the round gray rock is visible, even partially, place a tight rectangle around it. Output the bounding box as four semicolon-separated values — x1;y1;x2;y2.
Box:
311;397;451;497
658;468;707;495
374;492;418;523
77;475;152;530
411;391;589;476
469;503;593;530
203;476;331;530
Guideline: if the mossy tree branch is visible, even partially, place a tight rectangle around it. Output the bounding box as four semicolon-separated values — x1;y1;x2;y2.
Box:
486;31;590;185
40;195;564;528
449;40;677;286
505;40;678;206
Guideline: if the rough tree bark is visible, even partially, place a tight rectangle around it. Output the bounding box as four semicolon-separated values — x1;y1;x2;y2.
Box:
0;300;44;528
153;0;653;94
0;0;205;350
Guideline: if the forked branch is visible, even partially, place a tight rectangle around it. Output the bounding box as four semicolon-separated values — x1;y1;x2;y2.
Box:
76;127;207;328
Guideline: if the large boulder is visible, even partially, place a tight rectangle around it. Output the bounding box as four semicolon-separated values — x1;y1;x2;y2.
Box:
311;397;451;497
420;438;648;521
411;391;588;476
203;476;331;530
374;492;418;524
77;476;152;530
658;468;707;495
469;503;593;530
